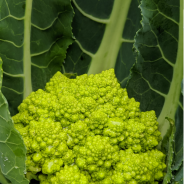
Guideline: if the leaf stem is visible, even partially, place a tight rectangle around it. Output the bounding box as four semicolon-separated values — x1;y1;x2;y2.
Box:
23;0;33;99
87;0;132;75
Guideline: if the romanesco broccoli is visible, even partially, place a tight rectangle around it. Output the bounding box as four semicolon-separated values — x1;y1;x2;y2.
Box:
13;69;165;184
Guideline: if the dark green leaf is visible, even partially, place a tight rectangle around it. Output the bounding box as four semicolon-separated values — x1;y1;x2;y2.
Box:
0;0;74;116
0;58;28;184
172;163;183;184
126;0;183;179
171;96;183;183
63;0;141;86
0;169;11;184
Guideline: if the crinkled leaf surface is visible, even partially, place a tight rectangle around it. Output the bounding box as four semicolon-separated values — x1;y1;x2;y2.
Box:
0;0;74;116
0;58;28;184
63;0;142;87
126;0;183;181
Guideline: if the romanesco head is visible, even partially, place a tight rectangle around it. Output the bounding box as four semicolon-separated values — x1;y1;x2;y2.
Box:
13;68;165;183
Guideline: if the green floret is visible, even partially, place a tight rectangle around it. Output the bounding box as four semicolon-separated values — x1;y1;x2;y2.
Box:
13;89;60;125
103;115;161;152
67;120;90;147
39;165;89;184
97;103;115;117
15;118;74;174
42;158;63;174
90;168;112;182
113;149;166;183
119;111;162;152
87;110;108;135
103;118;125;145
140;111;162;150
119;118;146;152
74;135;119;173
79;97;97;115
12;68;166;183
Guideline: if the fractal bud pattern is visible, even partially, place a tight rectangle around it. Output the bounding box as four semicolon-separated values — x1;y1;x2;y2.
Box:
13;69;166;184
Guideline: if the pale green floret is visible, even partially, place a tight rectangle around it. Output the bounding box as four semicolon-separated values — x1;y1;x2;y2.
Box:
87;110;108;134
12;69;166;183
113;149;166;183
62;149;75;165
67;120;90;147
39;165;89;184
14;118;73;174
74;135;120;175
42;158;63;174
103;118;125;145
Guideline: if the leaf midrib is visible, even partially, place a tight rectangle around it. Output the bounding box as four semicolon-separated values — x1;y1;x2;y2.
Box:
23;0;33;99
87;0;132;75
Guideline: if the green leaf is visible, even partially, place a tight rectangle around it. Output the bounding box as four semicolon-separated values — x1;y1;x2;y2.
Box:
0;169;11;184
0;58;29;184
0;0;74;116
126;0;183;178
63;0;142;87
170;101;183;184
63;72;77;79
172;163;183;184
161;118;176;183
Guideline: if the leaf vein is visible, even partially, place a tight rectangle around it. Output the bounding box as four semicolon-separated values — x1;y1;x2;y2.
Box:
145;57;163;62
2;86;23;95
0;115;7;122
75;40;94;58
72;0;109;24
0;39;23;48
31;55;59;68
31;10;68;31
151;30;175;67
121;38;134;43
139;72;167;98
4;0;10;14
164;30;178;42
152;72;171;83
158;11;179;25
4;130;12;142
31;37;62;57
120;76;129;84
3;71;24;78
0;102;5;108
